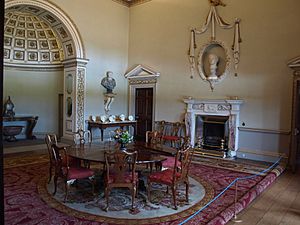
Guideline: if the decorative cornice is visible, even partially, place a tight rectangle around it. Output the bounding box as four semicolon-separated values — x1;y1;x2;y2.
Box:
112;0;152;7
288;56;300;72
4;63;63;71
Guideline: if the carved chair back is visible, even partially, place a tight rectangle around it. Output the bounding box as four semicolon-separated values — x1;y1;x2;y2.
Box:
145;130;162;144
156;120;166;135
170;122;182;137
45;133;58;183
104;150;138;211
51;143;69;172
45;133;58;162
173;144;194;183
104;150;137;184
73;129;91;145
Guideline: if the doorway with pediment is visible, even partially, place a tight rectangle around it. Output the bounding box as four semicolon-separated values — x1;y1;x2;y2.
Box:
125;65;160;141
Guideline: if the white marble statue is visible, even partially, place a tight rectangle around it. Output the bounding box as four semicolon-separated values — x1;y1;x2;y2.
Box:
208;53;219;80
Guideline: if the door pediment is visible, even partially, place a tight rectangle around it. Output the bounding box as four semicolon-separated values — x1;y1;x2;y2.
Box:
125;64;160;84
288;56;300;71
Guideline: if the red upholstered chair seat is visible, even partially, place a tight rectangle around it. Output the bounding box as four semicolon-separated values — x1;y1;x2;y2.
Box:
107;171;138;184
148;169;181;185
65;167;94;180
162;135;180;141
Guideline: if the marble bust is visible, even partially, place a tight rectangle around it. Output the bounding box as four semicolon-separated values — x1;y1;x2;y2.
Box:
101;71;116;94
208;53;219;80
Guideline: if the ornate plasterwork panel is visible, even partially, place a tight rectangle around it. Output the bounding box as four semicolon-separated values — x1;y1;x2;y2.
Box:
76;68;85;130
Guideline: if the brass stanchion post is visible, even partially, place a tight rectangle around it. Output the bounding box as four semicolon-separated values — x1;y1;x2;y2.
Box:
231;180;242;223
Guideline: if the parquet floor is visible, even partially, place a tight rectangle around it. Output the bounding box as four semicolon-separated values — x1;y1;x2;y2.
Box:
228;169;300;225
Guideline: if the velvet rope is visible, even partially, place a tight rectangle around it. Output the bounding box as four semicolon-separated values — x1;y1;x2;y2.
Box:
178;156;282;225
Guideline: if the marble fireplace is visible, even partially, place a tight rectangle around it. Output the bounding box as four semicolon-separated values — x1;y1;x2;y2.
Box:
184;98;243;157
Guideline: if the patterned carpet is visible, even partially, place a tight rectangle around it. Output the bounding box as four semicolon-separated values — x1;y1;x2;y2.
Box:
39;171;213;224
4;153;284;225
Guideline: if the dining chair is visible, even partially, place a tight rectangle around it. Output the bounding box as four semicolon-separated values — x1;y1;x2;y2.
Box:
160;136;191;169
145;130;162;144
147;145;194;210
156;120;166;135
51;144;95;202
73;129;91;145
161;122;183;148
73;129;92;167
104;150;138;211
45;133;58;183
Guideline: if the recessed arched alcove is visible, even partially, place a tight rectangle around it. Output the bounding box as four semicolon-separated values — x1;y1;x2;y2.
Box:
4;0;89;139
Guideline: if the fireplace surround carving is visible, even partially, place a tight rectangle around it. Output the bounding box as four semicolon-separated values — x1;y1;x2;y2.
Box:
184;98;243;157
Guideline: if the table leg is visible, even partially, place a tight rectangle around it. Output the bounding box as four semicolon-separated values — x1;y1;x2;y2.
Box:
100;128;104;141
88;125;92;142
26;116;38;139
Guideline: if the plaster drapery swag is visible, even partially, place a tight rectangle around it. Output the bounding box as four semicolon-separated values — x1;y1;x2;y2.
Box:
188;4;242;79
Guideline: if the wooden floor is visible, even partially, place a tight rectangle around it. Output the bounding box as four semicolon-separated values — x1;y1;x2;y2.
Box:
228;169;300;225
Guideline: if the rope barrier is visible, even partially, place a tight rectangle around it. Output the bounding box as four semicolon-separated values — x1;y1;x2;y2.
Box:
178;156;282;225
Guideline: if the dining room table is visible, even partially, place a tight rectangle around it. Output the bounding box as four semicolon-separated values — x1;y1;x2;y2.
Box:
66;141;177;171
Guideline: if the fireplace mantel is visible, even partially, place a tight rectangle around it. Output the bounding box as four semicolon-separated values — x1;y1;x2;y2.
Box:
184;98;244;156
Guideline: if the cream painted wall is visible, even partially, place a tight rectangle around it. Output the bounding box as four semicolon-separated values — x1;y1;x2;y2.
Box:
3;69;63;134
127;0;300;159
4;0;300;159
49;0;130;123
128;0;300;131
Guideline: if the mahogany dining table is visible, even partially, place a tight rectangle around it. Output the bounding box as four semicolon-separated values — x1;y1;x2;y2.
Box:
66;141;177;171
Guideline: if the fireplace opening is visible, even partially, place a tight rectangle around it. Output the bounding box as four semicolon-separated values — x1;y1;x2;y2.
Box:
195;115;229;150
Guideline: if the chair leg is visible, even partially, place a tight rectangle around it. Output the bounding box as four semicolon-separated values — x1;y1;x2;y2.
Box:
89;178;95;195
171;185;177;210
150;162;153;172
185;181;189;203
48;165;52;183
53;175;58;195
131;186;136;210
136;180;139;198
105;187;110;211
155;162;162;171
64;180;69;202
147;181;151;203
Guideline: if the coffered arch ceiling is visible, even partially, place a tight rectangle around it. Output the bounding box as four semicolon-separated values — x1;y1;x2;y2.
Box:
4;1;85;70
4;10;64;69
